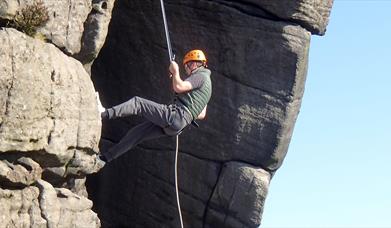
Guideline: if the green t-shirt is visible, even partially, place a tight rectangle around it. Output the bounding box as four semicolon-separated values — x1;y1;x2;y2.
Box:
176;67;212;119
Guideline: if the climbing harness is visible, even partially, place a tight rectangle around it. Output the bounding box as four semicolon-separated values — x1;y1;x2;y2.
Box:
159;0;184;228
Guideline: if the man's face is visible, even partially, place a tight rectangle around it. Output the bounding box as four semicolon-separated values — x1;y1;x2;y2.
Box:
184;62;192;75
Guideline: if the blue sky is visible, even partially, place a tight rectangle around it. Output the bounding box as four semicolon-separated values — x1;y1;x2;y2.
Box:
262;1;391;227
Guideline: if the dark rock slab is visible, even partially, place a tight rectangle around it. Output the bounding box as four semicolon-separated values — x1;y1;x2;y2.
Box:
88;0;333;227
205;162;270;228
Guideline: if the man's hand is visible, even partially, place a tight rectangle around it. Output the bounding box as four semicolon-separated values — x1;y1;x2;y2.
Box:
196;105;207;120
169;61;179;77
169;61;193;93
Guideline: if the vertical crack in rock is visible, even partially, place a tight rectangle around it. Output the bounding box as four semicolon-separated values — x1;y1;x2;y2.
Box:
202;163;223;227
47;70;56;146
38;188;49;227
3;35;16;124
64;63;86;175
66;0;73;44
76;67;83;151
222;170;242;226
62;76;81;175
36;180;61;228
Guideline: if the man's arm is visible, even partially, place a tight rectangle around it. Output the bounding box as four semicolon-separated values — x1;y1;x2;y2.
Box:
197;105;207;120
169;61;193;93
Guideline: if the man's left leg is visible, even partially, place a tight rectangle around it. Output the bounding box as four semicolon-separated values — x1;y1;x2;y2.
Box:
102;121;166;162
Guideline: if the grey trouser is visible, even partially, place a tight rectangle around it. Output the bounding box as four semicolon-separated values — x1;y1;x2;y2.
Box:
103;96;192;162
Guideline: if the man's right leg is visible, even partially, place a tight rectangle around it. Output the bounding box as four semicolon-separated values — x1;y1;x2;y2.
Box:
103;121;166;162
102;96;173;128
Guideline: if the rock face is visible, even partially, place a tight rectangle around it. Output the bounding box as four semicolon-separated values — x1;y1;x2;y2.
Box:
0;0;116;225
0;28;100;174
76;0;116;64
231;0;333;34
0;0;115;61
205;162;270;227
87;0;333;227
0;0;333;227
0;28;101;227
0;181;100;228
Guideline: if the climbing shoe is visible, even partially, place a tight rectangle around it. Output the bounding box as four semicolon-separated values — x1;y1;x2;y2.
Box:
95;154;107;169
96;92;106;113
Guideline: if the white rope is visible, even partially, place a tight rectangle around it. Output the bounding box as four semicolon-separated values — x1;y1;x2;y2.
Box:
174;135;184;228
160;0;174;61
159;1;184;226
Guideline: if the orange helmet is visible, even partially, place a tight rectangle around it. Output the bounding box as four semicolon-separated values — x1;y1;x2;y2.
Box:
183;50;207;65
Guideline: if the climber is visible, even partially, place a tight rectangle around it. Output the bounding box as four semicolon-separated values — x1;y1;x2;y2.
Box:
97;50;212;163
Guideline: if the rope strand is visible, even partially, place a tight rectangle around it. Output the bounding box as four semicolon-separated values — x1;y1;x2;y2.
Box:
159;0;184;227
174;135;184;228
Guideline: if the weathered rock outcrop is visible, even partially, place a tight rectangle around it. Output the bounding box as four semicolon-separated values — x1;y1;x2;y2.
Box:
225;0;333;35
1;0;116;226
87;0;333;227
0;180;100;228
0;28;100;174
0;28;101;227
0;0;115;62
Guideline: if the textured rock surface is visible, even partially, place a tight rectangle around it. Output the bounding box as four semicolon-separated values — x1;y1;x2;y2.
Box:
0;157;42;187
0;28;100;174
205;162;270;227
224;0;333;35
0;181;100;228
76;0;116;64
0;0;116;58
0;186;46;227
37;179;100;228
0;28;101;227
1;1;113;227
87;0;332;227
37;0;92;55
